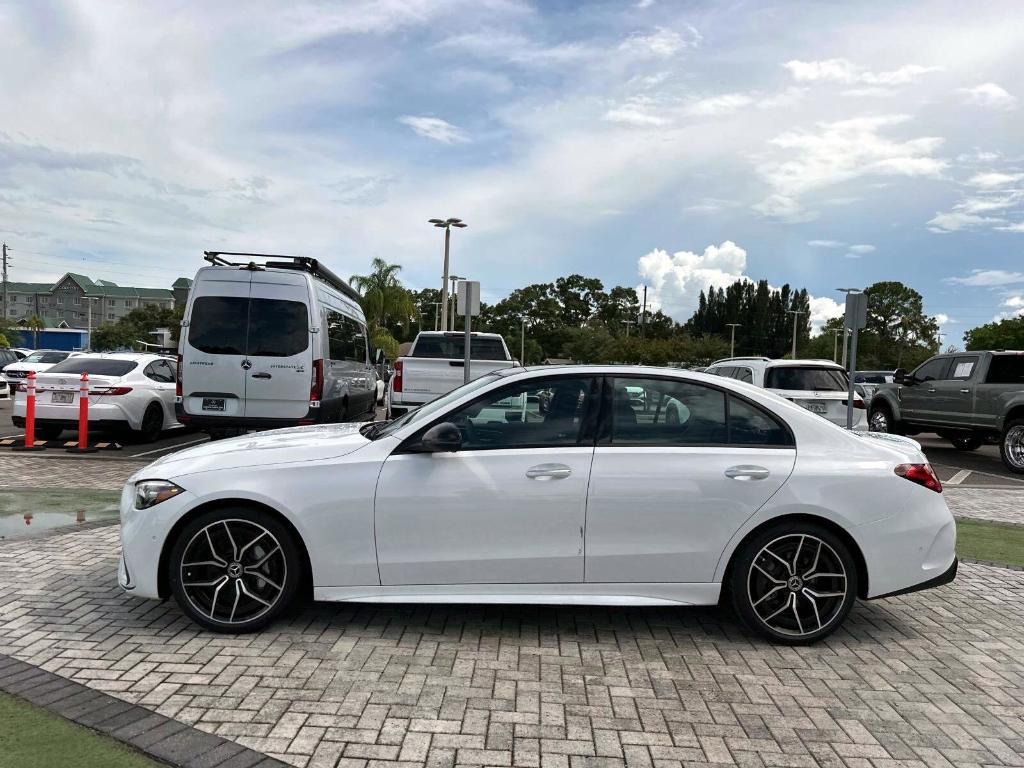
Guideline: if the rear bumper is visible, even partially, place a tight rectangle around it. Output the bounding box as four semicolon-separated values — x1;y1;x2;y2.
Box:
13;400;139;429
869;557;957;600
13;415;130;431
175;402;319;430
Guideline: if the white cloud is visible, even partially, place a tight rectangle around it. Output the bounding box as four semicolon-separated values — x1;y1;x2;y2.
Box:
927;211;1004;232
755;115;946;220
637;240;841;330
808;239;844;248
959;83;1017;111
397;116;469;144
848;244;875;254
684;93;754;116
996;222;1024;232
806;239;875;257
934;313;950;325
783;59;940;86
946;269;1024;286
620;26;700;57
967;171;1023;188
602;106;669;126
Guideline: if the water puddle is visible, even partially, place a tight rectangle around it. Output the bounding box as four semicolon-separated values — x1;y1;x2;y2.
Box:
0;490;121;539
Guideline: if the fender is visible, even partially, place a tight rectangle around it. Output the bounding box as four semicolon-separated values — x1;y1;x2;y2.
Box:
869;387;903;422
997;396;1024;433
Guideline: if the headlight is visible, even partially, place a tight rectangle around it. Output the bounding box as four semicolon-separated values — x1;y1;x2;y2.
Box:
134;480;184;509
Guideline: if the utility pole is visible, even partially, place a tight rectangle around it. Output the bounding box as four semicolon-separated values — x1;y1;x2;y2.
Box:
726;323;741;357
85;297;99;350
786;309;802;360
831;329;842;362
1;243;9;322
640;285;647;340
448;275;464;331
623;319;635;337
520;317;528;366
432;302;442;330
936;330;945;352
429;218;467;331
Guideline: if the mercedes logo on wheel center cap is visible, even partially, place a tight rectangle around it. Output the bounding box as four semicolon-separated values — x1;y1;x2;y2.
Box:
241;359;252;370
788;576;803;591
227;562;243;578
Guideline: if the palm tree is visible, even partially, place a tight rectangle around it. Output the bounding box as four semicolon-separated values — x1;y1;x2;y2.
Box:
25;315;44;348
350;258;415;334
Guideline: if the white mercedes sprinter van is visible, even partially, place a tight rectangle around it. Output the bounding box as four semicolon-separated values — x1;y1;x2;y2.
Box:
176;252;379;435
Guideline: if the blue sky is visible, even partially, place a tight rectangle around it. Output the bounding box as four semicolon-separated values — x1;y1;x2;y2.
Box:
1;0;1022;344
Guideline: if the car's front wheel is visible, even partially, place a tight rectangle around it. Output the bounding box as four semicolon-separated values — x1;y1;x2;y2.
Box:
729;522;858;645
168;507;302;633
1000;419;1024;475
868;403;899;434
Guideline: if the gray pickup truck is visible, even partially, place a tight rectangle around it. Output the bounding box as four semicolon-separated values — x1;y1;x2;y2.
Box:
868;350;1024;472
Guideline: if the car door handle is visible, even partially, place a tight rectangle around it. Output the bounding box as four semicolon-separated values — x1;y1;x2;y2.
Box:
251;372;272;379
926;388;936;393
960;388;970;394
725;465;770;481
525;463;572;480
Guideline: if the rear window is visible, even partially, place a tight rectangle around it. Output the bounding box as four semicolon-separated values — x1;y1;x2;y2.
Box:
23;351;69;364
188;297;309;358
412;336;507;360
766;366;847;391
987;355;1024;384
46;358;138;377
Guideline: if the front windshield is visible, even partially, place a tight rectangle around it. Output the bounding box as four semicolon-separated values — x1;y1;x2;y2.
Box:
373;373;503;438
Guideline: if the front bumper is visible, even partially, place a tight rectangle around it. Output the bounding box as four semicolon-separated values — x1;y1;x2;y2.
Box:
118;480;194;599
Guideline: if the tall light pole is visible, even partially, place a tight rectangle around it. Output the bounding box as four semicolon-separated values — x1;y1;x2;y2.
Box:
432;301;442;330
831;328;843;363
836;288;862;370
786;310;803;359
520;317;529;365
84;296;100;350
429;218;467;331
726;323;741;357
448;274;465;331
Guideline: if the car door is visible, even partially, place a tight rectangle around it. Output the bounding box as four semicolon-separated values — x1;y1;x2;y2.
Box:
144;360;179;426
585;376;796;584
374;374;599;585
900;357;951;423
935;355;980;426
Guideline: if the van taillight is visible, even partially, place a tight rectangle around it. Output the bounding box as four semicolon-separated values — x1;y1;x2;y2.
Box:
310;359;324;402
392;360;402;392
176;354;183;398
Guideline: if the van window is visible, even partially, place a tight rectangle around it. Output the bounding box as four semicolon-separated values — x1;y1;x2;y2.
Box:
188;297;309;358
412;336;507;360
247;299;308;357
327;311;367;363
189;297;248;355
765;366;847;391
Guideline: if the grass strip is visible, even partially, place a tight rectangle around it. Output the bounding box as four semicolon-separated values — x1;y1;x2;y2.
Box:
956;517;1024;568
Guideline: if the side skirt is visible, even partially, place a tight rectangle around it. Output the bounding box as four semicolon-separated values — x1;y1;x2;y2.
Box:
314;582;722;607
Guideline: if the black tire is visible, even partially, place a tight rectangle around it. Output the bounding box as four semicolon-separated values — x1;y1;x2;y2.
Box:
34;426;63;441
1000;419;1024;475
729;521;858;645
950;436;982;452
133;403;165;444
168;506;302;633
868;403;900;435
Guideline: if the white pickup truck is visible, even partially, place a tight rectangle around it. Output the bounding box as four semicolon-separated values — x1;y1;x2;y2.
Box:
387;331;518;416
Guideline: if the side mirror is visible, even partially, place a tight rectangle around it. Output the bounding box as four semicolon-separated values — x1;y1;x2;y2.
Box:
893;368;908;385
420;422;462;452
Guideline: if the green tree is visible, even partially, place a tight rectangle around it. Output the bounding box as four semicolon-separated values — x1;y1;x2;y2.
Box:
24;315;44;348
0;332;9;348
350;258;415;336
91;305;182;351
965;316;1024;350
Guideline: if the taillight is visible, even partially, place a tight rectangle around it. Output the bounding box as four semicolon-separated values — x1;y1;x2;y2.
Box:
392;360;403;392
894;463;942;493
92;387;133;396
176;354;183;397
844;398;867;410
310;359;324;402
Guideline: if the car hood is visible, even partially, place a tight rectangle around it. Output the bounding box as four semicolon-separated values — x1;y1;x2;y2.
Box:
138;423;370;479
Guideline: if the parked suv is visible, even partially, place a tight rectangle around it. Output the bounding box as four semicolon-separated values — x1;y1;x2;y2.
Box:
868;351;1024;472
705;357;867;430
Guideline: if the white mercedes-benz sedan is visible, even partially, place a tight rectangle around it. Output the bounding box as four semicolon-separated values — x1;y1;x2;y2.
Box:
119;365;957;644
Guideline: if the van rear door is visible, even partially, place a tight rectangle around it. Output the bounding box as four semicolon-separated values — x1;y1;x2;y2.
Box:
182;270;252;418
243;270;314;420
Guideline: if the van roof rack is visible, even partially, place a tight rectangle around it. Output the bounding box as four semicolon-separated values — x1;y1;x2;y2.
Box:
203;251;361;303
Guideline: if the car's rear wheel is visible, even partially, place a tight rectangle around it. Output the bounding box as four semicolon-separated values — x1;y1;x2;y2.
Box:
950;436;982;451
133;403;164;443
730;522;858;645
1000;420;1024;475
168;507;301;633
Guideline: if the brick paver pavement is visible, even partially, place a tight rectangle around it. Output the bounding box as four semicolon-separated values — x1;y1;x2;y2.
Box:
2;524;1023;768
944;488;1024;526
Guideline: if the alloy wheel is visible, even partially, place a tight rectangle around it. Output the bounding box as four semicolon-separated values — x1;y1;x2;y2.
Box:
179;519;287;625
869;409;889;432
1005;426;1024;470
747;534;848;638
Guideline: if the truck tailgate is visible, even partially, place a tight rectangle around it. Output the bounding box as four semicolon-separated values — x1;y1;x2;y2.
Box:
400;358;515;401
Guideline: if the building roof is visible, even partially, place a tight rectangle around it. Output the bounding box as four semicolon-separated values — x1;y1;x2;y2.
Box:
5;282;52;293
8;272;174;300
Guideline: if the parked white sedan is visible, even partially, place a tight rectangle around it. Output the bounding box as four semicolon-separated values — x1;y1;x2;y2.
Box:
12;353;180;442
119;365;956;644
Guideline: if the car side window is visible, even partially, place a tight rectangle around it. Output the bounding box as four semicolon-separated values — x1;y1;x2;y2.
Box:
610;377;727;446
736;367;753;384
912;357;948;382
950;356;979;380
327;310;367;363
437;376;597;451
728;395;793;446
143;361;174;383
986;355;1024;384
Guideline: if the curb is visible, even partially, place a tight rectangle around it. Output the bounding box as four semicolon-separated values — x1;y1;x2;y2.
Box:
0;653;287;768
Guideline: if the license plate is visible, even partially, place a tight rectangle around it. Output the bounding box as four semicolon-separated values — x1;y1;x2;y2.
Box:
803;402;828;414
202;398;226;412
52;392;74;404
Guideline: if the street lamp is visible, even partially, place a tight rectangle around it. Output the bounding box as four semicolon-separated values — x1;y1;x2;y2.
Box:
447;274;465;330
429;218;467;331
725;323;741;357
836;288;862;370
786;310;803;359
84;297;100;350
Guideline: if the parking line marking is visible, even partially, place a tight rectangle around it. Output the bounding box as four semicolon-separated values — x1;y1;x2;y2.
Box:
946;470;972;486
132;437;208;458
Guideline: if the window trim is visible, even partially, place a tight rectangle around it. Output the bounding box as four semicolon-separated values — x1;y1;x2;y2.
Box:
393;374;602;455
911;356;951;383
598;374;795;449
